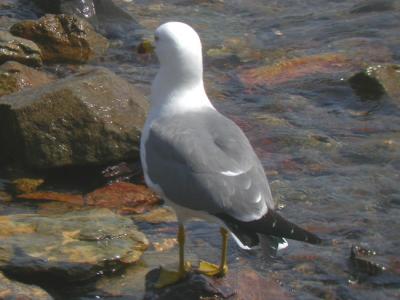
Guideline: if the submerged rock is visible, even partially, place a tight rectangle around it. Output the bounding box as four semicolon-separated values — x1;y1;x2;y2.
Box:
144;268;291;300
0;271;53;300
0;208;148;282
349;64;400;102
0;61;54;97
0;30;42;67
350;245;386;276
10;14;109;63
239;53;350;87
349;64;400;103
12;178;44;194
0;67;148;168
133;206;177;224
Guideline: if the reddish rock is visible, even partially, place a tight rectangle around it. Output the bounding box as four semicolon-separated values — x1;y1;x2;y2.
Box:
240;53;349;87
86;182;160;214
17;191;84;205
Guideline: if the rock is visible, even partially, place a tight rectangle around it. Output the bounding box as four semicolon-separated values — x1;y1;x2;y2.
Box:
0;191;12;202
32;0;137;39
133;206;177;224
144;268;291;300
12;178;44;194
349;64;400;102
102;161;143;182
17;191;84;205
0;30;42;67
239;53;350;87
0;67;148;168
17;182;160;213
10;14;109;63
0;61;54;97
144;269;235;300
0;271;53;300
350;245;386;276
33;0;133;22
152;238;178;252
86;182;160;214
0;16;18;31
0;208;148;282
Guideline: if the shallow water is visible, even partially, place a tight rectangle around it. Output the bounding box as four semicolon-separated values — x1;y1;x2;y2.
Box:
1;0;400;299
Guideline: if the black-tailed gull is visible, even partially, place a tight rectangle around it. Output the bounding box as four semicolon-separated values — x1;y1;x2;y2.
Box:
140;21;321;287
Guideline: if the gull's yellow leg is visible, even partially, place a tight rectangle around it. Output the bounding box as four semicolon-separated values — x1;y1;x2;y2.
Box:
198;227;229;277
155;223;191;288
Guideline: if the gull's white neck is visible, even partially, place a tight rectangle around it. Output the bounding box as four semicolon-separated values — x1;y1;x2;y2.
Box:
148;65;215;119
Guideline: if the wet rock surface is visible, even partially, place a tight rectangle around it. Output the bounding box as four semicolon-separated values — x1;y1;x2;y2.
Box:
133;206;177;224
0;30;42;66
86;182;160;214
32;0;137;39
0;61;54;97
144;268;291;300
0;208;148;282
10;14;109;63
16;182;160;214
349;64;400;102
0;67;148;168
0;271;53;300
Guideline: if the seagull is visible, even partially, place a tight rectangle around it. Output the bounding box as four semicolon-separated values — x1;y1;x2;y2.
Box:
140;21;322;287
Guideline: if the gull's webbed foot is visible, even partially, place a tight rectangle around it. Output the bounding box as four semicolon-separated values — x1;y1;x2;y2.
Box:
197;260;228;277
154;261;191;288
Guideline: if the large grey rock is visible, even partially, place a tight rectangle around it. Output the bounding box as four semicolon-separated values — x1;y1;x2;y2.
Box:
0;272;53;300
0;30;42;67
0;67;148;168
10;14;109;63
0;208;149;282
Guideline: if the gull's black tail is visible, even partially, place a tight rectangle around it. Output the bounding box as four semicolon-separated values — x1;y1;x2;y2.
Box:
246;209;322;244
216;209;322;249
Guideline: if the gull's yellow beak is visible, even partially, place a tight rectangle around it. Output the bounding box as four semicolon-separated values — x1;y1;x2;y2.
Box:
137;39;155;54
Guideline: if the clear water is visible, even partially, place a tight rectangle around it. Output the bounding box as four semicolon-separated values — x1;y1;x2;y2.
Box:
1;0;400;299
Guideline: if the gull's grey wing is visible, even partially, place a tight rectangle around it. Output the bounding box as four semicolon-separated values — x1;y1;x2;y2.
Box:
145;108;274;222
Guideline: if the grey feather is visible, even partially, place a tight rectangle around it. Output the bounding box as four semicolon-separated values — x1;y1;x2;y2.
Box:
145;108;274;222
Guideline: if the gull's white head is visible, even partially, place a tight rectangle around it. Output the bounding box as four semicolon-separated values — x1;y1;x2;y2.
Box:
154;22;203;85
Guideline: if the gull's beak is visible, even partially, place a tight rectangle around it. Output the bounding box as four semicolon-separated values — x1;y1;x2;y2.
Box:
137;39;155;54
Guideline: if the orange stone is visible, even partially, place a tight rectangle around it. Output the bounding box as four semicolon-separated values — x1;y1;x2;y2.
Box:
17;191;84;205
85;182;160;214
